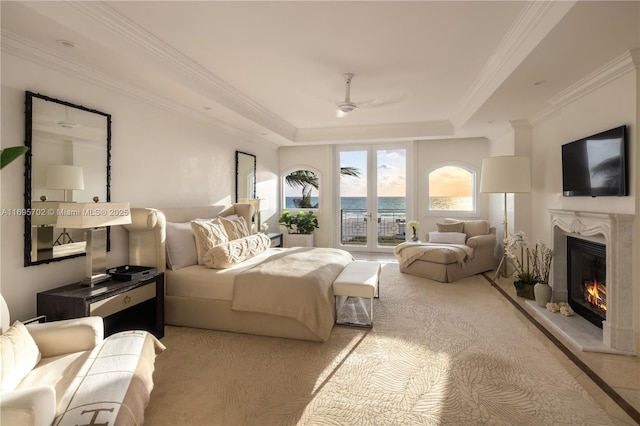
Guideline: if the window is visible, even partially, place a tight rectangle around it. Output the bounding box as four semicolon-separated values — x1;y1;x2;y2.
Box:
428;165;475;212
282;168;320;209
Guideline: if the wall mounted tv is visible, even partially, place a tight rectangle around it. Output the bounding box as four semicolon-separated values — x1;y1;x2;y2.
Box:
561;125;628;197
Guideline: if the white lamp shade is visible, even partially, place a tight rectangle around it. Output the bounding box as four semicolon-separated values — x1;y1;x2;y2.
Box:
46;165;85;190
480;156;531;193
56;202;132;228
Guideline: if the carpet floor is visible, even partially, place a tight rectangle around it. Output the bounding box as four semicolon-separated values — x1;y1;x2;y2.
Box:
144;263;625;425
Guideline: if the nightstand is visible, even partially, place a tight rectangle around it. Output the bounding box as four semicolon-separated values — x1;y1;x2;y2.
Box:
37;272;164;339
267;232;283;248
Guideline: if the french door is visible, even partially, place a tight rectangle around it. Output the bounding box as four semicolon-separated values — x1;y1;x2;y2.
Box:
337;144;410;252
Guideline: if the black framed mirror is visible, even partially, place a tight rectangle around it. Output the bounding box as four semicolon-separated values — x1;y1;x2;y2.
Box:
235;151;256;202
24;91;111;266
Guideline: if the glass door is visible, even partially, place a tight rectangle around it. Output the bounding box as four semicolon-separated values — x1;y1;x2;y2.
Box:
338;145;408;252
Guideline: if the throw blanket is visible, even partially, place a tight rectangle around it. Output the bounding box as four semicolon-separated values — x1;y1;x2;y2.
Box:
54;331;165;426
231;247;353;341
393;241;474;270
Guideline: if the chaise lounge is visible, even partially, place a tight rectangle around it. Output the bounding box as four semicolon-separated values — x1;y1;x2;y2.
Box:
394;219;497;282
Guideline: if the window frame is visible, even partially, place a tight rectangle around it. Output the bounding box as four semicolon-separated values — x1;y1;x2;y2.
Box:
426;162;478;217
280;166;322;213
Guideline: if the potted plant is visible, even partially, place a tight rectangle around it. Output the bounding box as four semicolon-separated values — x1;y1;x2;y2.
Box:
505;231;538;299
278;210;319;247
531;241;554;307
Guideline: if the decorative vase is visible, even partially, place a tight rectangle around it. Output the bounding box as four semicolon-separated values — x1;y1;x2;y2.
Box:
283;233;314;248
411;233;419;242
534;283;552;307
514;280;536;300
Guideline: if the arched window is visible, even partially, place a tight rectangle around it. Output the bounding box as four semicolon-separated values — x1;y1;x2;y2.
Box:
282;167;321;210
428;165;475;212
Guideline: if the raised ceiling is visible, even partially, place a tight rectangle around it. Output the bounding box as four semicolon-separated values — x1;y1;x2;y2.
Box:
2;1;639;146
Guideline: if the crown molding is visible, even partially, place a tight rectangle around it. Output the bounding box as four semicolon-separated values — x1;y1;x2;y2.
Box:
547;50;638;109
64;2;297;142
1;30;280;149
451;0;577;129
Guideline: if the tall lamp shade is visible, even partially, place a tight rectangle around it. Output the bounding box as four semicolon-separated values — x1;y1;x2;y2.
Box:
480;156;531;194
479;156;531;282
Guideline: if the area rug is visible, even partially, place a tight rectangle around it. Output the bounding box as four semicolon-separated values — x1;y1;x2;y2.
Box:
144;263;623;425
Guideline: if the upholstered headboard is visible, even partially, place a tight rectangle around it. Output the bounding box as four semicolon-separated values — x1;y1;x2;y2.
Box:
124;204;254;273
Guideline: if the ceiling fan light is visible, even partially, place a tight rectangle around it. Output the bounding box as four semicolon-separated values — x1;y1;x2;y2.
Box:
337;102;358;114
58;120;78;129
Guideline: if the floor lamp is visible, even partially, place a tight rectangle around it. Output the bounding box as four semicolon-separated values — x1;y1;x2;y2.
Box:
480;156;531;283
46;165;84;245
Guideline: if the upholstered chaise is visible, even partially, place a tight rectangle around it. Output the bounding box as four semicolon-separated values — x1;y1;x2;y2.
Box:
394;219;497;282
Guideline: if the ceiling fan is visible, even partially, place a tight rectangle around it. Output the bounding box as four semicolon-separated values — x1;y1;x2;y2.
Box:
326;73;404;118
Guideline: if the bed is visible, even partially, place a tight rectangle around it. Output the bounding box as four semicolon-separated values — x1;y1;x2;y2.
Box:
124;204;353;342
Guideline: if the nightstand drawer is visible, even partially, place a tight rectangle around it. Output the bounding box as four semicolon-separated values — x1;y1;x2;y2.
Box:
90;283;155;317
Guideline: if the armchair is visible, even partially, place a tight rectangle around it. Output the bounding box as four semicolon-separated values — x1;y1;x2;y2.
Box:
394;219;497;282
1;294;164;426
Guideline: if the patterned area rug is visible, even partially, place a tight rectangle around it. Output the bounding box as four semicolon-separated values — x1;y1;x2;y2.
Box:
144;263;623;425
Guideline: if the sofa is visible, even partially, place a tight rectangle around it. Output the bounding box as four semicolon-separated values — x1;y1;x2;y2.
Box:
0;295;165;426
394;219;497;282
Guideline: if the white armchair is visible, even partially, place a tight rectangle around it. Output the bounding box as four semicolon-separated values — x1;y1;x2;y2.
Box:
1;294;164;426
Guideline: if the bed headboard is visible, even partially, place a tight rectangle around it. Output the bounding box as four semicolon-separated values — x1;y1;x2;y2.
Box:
124;203;254;273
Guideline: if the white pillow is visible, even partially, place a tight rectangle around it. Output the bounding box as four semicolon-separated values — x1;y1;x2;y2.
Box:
191;220;230;265
218;216;250;240
428;231;467;245
0;321;41;392
203;233;271;269
165;222;198;270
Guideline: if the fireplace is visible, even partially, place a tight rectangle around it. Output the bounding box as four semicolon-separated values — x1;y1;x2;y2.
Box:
549;209;635;354
567;236;606;328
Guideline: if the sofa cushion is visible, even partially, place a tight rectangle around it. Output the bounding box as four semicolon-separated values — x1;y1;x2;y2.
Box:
203;233;271;269
191;220;229;265
428;231;467;245
436;222;464;233
462;220;490;238
165;221;198;270
0;321;41;392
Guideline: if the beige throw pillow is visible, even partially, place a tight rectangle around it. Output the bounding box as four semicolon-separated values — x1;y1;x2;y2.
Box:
436;222;464;233
0;321;41;392
191;220;229;265
203;233;271;269
219;216;251;240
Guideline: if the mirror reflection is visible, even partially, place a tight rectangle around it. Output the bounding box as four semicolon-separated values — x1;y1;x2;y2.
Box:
25;92;111;265
235;151;256;202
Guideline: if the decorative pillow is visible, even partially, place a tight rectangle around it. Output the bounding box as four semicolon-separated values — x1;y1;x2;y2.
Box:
436;222;464;233
191;220;229;265
462;220;490;238
428;231;467;245
166;222;198;270
203;233;271;269
0;321;41;392
218;216;250;240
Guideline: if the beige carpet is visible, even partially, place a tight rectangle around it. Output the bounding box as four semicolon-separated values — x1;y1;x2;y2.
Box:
144;263;624;425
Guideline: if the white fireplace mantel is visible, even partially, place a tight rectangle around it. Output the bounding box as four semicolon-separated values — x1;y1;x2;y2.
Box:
550;209;635;353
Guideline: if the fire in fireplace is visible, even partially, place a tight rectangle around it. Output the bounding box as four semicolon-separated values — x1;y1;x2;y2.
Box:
567;236;606;328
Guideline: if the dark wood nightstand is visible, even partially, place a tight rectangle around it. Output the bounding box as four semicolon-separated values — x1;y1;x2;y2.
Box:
37;272;164;339
267;232;283;247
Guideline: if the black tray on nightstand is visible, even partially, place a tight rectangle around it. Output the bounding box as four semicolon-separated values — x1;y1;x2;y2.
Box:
108;265;158;282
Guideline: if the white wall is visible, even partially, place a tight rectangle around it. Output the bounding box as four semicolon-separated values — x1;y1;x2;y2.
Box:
278;138;492;246
1;53;279;320
530;69;638;335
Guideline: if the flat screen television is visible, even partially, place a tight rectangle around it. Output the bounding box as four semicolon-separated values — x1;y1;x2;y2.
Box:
561;125;628;197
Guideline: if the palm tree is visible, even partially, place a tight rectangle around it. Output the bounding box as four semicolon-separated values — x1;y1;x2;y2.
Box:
285;167;361;208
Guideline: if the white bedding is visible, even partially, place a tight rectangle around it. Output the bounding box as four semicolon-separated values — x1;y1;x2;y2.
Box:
166;248;287;301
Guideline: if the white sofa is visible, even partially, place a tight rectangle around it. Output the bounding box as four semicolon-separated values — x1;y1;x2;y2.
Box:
395;219;497;282
0;295;165;426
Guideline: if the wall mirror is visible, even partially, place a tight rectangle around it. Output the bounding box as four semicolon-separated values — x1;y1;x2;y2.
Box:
24;91;111;266
235;151;256;202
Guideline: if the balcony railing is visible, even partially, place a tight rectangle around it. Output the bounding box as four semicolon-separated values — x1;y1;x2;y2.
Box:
341;209;406;246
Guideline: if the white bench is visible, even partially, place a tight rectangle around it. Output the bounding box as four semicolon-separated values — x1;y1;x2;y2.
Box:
333;260;381;327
